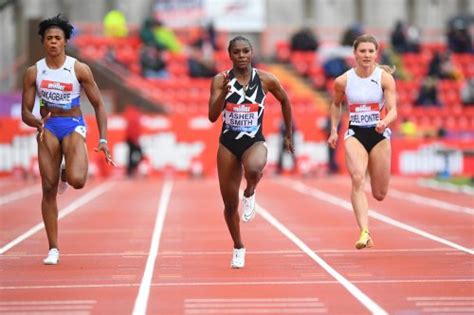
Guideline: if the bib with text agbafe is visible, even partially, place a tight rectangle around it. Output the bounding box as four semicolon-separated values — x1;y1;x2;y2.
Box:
348;103;382;127
224;103;259;132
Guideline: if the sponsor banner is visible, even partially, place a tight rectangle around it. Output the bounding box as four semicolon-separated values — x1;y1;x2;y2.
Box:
0;114;472;177
204;0;266;32
153;0;205;28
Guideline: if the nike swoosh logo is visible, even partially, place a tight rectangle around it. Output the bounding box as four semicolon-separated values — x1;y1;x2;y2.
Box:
247;84;257;90
243;209;255;221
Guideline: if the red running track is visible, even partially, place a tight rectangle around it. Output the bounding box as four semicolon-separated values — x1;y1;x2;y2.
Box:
0;175;472;314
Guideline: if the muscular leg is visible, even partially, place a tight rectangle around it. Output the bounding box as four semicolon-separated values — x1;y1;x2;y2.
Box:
61;132;88;189
37;130;62;250
368;139;391;201
217;144;244;249
344;137;369;230
241;142;267;197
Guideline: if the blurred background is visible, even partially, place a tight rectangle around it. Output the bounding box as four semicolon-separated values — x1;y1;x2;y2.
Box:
0;0;473;188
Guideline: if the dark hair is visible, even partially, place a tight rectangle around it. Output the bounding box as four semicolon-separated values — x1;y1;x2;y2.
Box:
38;14;74;41
227;36;252;53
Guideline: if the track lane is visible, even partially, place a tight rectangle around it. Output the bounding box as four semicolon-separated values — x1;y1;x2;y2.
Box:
0;180;110;251
289;176;474;249
261;177;473;313
145;178;375;315
1;176;472;314
1;178;165;315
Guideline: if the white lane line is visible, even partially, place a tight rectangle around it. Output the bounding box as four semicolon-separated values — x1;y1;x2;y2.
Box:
0;247;460;257
132;180;173;315
0;305;94;311
0;185;41;207
185;309;327;314
185;298;320;302
0;300;96;305
282;179;474;255
257;204;387;315
416;302;474;306
421;307;474;312
0;182;114;255
390;188;474;215
407;297;474;301
184;302;325;308
1;278;473;290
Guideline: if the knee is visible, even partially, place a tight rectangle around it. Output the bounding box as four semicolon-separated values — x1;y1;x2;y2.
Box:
351;173;365;189
42;180;57;196
68;175;86;189
372;188;387;201
223;201;239;215
245;169;262;182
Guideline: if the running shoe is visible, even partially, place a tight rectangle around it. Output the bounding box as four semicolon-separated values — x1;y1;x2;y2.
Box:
231;248;245;269
43;248;60;265
58;167;68;194
241;193;256;223
355;229;373;249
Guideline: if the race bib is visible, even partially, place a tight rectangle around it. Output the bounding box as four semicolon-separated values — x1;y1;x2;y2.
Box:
224;103;259;132
349;103;380;127
39;79;74;110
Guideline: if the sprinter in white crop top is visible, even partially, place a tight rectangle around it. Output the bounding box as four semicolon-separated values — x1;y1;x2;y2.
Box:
21;15;116;265
328;34;398;250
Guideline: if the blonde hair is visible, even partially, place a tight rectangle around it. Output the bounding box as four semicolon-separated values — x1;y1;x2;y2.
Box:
378;64;396;74
353;34;396;75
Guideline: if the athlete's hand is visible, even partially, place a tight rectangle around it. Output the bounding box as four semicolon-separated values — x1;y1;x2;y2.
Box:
222;70;230;89
327;130;338;149
94;142;117;167
36;112;51;142
375;120;387;134
284;135;295;154
220;70;231;97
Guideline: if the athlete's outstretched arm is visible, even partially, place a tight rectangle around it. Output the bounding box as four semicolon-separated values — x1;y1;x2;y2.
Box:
376;71;398;134
328;75;347;149
260;71;294;153
75;61;115;165
208;71;229;122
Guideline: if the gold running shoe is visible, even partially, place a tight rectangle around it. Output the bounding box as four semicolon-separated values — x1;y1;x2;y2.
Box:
355;229;374;249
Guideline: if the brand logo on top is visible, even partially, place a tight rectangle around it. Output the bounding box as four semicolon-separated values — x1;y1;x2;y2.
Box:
234;105;250;112
40;80;73;92
356;104;371;112
350;103;378;112
227;103;258;112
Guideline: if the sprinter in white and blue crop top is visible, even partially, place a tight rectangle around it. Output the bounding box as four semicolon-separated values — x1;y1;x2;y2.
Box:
21;15;116;265
328;34;398;251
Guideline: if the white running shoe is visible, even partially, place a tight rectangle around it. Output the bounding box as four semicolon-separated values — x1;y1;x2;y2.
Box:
231;248;245;269
241;193;256;223
43;248;59;265
58;167;68;194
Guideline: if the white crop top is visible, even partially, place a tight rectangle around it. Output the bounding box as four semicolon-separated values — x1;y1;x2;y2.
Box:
345;67;384;127
36;56;81;110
